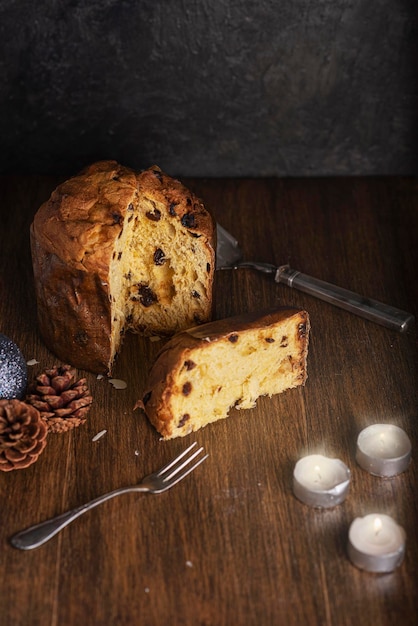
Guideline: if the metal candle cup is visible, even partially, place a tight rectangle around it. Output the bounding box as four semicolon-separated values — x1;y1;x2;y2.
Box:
356;424;412;477
293;454;351;508
348;514;406;573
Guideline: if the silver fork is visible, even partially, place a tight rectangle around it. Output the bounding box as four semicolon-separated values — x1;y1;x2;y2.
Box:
10;442;208;551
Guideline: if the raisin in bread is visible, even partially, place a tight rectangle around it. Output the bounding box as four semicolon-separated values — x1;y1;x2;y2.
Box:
30;161;216;374
139;307;310;439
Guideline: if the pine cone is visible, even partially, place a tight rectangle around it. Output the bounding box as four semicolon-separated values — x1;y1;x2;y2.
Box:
26;365;93;434
0;399;48;471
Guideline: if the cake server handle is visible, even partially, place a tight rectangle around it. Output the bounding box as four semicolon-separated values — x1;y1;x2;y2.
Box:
275;265;414;333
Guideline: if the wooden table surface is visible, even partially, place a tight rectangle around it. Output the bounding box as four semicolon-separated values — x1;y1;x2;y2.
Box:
0;174;417;626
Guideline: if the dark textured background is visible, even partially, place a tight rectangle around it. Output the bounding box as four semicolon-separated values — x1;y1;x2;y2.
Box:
1;0;417;176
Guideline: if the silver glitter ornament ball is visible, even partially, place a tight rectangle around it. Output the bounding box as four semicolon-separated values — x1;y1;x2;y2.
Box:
0;333;28;399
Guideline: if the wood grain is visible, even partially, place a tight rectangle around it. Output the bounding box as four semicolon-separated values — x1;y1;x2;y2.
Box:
0;175;417;626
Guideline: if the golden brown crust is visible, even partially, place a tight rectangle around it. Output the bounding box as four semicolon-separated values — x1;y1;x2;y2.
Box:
32;161;137;275
30;234;113;373
31;161;216;374
140;307;310;439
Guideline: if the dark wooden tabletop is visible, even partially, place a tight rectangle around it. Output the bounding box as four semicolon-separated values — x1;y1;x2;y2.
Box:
0;174;417;626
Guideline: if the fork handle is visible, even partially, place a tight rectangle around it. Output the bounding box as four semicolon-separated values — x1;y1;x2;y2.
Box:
10;486;147;550
276;266;414;333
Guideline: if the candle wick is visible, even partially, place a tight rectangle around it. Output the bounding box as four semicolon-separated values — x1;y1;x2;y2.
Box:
313;465;322;483
373;518;383;536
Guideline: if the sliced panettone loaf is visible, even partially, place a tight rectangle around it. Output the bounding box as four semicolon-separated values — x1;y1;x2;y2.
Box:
139;307;310;439
30;161;216;374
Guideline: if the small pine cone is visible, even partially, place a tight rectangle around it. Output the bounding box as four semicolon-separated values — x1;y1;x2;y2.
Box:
26;364;93;434
0;399;48;471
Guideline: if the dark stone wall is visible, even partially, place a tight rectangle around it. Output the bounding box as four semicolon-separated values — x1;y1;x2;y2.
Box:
1;0;417;176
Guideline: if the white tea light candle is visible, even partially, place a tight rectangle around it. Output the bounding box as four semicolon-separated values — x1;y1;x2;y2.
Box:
348;514;406;573
293;454;351;508
356;424;411;477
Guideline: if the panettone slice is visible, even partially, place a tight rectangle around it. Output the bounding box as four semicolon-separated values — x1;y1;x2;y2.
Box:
138;307;310;439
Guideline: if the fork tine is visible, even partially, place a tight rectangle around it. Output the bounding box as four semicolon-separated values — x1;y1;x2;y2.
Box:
159;443;208;487
157;441;198;476
163;447;207;482
162;451;208;489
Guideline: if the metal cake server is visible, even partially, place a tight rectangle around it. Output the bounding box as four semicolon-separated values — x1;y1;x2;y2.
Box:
215;224;414;333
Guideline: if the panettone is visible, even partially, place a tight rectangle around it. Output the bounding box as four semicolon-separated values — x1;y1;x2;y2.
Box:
139;307;310;439
30;161;216;374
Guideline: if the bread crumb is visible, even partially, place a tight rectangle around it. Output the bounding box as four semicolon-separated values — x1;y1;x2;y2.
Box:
92;429;107;441
26;359;39;366
109;378;127;389
97;374;104;380
186;560;193;568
